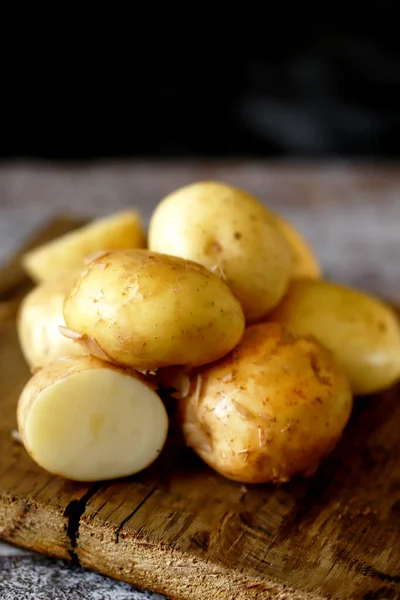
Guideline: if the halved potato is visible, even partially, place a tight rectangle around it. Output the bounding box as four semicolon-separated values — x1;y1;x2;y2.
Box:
22;210;146;282
17;356;168;481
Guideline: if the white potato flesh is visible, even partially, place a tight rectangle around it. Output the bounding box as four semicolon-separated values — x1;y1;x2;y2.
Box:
18;357;168;481
22;210;146;282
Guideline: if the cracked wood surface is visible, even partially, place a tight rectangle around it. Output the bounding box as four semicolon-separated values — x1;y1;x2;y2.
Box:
0;165;400;600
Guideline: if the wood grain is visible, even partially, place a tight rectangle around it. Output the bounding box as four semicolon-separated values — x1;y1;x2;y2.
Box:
0;216;399;600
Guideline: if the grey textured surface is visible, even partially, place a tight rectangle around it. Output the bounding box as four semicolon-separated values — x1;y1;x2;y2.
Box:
0;553;164;600
1;161;399;301
0;160;399;599
0;538;162;598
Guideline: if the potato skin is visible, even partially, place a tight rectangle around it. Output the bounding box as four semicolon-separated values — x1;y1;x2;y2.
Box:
274;215;321;280
179;322;352;484
22;210;146;282
63;249;245;370
269;280;400;395
17;273;83;368
148;181;292;322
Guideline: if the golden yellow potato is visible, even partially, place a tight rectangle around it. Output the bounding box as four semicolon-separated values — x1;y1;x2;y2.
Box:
179;322;352;484
17;356;168;481
17;272;83;368
269;280;400;395
22;210;146;282
148;181;292;322
63;249;245;370
274;215;321;279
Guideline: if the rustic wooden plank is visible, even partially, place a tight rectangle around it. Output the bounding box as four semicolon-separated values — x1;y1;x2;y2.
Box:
0;220;183;568
77;386;400;600
0;196;400;599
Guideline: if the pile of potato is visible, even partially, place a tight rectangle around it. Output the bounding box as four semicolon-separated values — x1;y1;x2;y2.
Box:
16;182;400;484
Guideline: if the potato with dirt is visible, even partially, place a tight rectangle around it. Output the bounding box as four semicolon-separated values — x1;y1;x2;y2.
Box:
178;322;352;484
148;181;292;322
269;280;400;395
63;249;245;370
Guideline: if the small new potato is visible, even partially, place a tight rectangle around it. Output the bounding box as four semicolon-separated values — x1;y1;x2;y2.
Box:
269;280;400;395
179;322;352;484
17;272;83;368
63;249;245;370
274;215;321;280
148;181;292;322
22;210;146;282
17;356;169;481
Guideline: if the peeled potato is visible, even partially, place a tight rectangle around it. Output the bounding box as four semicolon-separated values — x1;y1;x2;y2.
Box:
269;280;400;395
63;249;245;370
274;215;321;280
179;322;352;484
17;272;83;368
22;210;146;282
17;356;168;481
148;181;292;322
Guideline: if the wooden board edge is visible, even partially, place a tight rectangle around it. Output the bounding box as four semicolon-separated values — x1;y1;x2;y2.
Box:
76;520;326;600
0;489;71;562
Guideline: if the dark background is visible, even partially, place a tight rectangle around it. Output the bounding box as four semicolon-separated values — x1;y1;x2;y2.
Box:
2;5;400;161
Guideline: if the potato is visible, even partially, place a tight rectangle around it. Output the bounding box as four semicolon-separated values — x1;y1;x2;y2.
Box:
22;210;146;282
268;280;400;395
17;272;83;368
148;181;292;322
17;356;168;481
178;322;352;484
63;249;245;370
274;215;321;280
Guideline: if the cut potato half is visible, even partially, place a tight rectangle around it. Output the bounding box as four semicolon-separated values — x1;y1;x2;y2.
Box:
22;210;146;282
17;356;168;481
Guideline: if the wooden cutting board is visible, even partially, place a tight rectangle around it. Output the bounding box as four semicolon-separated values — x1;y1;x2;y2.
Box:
0;218;399;600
